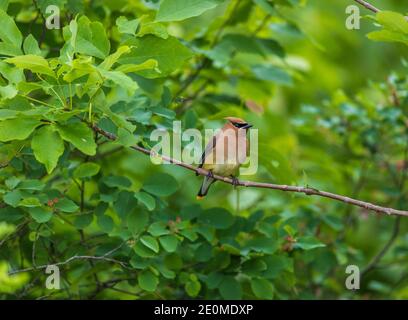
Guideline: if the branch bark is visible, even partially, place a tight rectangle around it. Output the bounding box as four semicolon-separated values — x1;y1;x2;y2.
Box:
353;0;380;13
353;0;408;20
91;125;408;218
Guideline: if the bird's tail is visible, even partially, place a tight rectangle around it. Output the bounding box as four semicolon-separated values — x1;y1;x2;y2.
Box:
196;176;216;200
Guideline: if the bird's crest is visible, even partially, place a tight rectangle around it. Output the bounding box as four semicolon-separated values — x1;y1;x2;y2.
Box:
224;116;247;124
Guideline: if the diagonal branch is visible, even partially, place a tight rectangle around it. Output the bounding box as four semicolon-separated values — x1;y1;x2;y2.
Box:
353;0;408;20
353;0;380;13
91;125;408;218
362;216;401;276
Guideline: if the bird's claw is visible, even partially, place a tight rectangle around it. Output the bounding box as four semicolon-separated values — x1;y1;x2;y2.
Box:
231;176;240;187
207;170;214;178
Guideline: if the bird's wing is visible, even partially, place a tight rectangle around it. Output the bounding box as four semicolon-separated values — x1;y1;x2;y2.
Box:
198;132;220;169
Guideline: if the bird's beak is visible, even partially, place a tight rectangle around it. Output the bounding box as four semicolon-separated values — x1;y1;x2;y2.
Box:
242;123;253;129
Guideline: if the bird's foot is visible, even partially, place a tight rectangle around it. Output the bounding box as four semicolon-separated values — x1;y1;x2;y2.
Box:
207;170;214;178
231;176;240;187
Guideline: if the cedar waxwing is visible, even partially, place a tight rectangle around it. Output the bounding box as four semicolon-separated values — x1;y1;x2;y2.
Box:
196;117;252;199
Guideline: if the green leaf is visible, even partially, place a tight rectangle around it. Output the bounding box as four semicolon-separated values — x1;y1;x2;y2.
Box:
185;278;201;297
0;9;23;46
103;175;131;188
23;35;41;56
375;11;408;34
28;207;53;223
156;0;225;22
119;35;193;78
99;69;138;93
114;191;138;218
74;214;93;229
137;20;168;39
138;270;158;292
150;106;175;119
116;16;139;35
116;59;158;74
97;215;114;233
252;65;293;86
99;46;131;70
199;208;235;229
246;236;278;255
0;43;22;56
54;198;79;213
148;221;169;237
56;122;96;156
142;173;179;197
31;125;64;174
250;278;274;299
242;259;267;276
116;127;139;147
133;241;156;258
208;34;266;65
253;0;277;15
5;177;20;189
0;85;17;99
367;11;408;46
73;162;100;179
18;180;45;191
134;191;156;211
5;55;55;77
157;264;176;280
19;197;42;208
294;236;326;250
367;30;408;46
127;210;148;235
262;255;293;279
219;276;242;300
140;235;159;253
205;272;223;289
195;243;212;262
0;118;41;142
0;109;18;120
0;207;24;223
68;16;110;59
159;235;178;252
3;190;22;207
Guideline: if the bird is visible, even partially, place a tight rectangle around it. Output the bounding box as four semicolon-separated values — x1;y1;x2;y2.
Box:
196;117;252;200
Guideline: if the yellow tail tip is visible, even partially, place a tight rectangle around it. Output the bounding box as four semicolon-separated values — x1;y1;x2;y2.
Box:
196;195;204;200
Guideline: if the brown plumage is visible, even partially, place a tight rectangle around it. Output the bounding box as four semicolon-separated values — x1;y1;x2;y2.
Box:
196;117;252;199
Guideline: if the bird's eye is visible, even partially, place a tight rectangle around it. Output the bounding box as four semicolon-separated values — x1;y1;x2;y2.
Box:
232;122;248;128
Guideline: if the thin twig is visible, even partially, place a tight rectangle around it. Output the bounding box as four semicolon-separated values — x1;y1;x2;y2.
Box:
353;0;380;13
91;125;408;217
9;254;130;275
9;239;128;275
353;0;408;20
361;141;408;276
362;216;401;276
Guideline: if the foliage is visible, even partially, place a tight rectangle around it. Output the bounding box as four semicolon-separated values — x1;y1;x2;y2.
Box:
0;0;407;299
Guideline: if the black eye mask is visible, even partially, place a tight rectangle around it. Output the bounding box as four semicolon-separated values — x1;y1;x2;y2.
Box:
232;122;252;129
